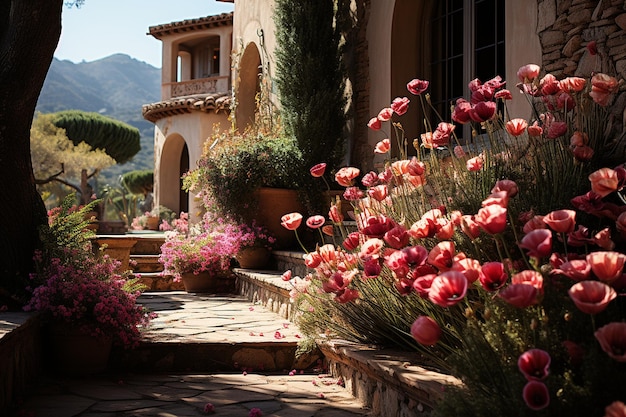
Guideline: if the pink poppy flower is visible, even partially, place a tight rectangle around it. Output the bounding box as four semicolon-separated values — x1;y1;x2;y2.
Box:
593;228;615;251
342;232;361;251
479;261;508;291
413;274;437;298
522;381;550;411
452;257;481;283
434;218;455;240
586;251;626;283
384;225;409;250
491;179;519;198
428;271;468;307
519;229;553;258
595;322;626;362
306;215;326;229
427;241;456;271
466;156;484;172
590;73;619;106
604;401;626;417
589;168;619;198
407;156;426;176
335;167;360;187
518;349;551;381
469;101;496;122
559;76;586;92
498;283;539;308
335;288;359;303
410;316;441;345
361;215;396;238
523;215;546;233
309;163;326;178
570;131;589;147
506;118;528;137
551;259;591;281
540;73;560;95
451;98;472;124
281;212;303;231
407;78;429;95
481;191;509;208
573;145;594;162
432;122;455;147
460;215;481;240
281;270;292;282
409;218;432;239
358;238;384;260
474;204;507;234
453;145;466;158
377;107;393;122
328;203;344;223
374;138;390;154
420;131;435;149
494;89;513;100
321;225;334;236
368;184;388;202
511;270;544;294
543;209;576;233
546;121;567;139
361;171;379;187
527;121;543;137
568;281;616;314
367;117;382;131
391;96;410;115
517;64;541;83
303;252;322;269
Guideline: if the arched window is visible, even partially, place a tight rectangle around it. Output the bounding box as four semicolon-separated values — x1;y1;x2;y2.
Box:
429;0;505;140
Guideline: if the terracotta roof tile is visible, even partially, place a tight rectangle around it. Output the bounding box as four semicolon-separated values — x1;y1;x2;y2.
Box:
148;12;233;38
142;92;230;123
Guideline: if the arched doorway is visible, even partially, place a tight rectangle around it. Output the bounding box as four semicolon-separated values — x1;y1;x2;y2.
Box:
235;43;261;131
159;134;189;215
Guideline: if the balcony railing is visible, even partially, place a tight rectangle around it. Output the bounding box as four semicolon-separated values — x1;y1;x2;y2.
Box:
164;76;230;99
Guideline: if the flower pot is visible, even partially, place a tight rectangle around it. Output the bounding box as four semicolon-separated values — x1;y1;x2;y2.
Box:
47;322;112;375
145;215;160;230
253;187;306;250
236;246;272;269
181;271;222;293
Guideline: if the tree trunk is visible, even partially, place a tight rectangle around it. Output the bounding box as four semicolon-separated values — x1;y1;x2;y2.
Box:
0;0;63;307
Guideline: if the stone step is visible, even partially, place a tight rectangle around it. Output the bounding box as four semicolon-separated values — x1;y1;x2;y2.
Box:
131;254;163;273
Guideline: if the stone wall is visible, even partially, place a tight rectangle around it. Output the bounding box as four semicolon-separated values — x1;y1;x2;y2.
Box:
538;0;626;164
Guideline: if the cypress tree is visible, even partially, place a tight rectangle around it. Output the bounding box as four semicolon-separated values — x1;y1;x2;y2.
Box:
273;0;347;174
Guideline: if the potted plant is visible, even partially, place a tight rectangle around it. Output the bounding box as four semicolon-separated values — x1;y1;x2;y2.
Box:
25;195;154;374
130;205;176;231
158;212;241;293
187;131;311;249
235;220;277;269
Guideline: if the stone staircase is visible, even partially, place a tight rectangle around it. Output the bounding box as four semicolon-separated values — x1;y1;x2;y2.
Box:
2;235;455;416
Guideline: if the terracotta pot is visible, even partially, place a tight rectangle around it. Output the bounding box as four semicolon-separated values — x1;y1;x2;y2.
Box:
236;246;272;269
47;322;112;375
180;271;222;293
253;187;306;250
145;216;160;230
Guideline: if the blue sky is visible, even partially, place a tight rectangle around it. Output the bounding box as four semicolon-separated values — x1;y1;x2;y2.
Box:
54;1;234;68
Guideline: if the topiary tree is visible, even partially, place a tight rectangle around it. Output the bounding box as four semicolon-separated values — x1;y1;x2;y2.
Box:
273;0;347;175
51;110;141;164
120;170;153;196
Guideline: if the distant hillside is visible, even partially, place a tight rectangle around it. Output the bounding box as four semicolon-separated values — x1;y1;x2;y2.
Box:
36;54;161;187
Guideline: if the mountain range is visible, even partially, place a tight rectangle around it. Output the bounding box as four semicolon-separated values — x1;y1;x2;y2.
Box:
36;53;161;186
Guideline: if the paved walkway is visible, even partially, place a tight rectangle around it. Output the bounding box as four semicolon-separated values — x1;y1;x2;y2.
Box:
11;292;372;417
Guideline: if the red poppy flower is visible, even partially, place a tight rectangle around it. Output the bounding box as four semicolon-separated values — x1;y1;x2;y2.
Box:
506;118;528;137
335;166;360;187
543;209;576;233
410;316;441;346
390;96;410;115
522;381;550;411
519;229;553;258
589;168;619;198
280;212;303;231
428;271;468;307
474;204;507;234
479;261;508;291
517;64;541;83
367;117;381;131
518;349;551;381
309;163;327;178
374;138;390;154
306;215;326;229
498;283;539;308
595;322;626;362
407;78;429;95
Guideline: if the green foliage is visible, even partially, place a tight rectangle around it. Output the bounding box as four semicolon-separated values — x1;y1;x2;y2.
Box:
188;131;307;223
273;0;347;173
120;170;153;195
51;110;141;164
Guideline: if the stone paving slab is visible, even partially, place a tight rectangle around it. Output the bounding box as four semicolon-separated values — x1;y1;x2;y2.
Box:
13;372;371;416
138;292;302;344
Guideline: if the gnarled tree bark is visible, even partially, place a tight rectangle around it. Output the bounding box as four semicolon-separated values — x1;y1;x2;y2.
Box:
0;0;63;307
